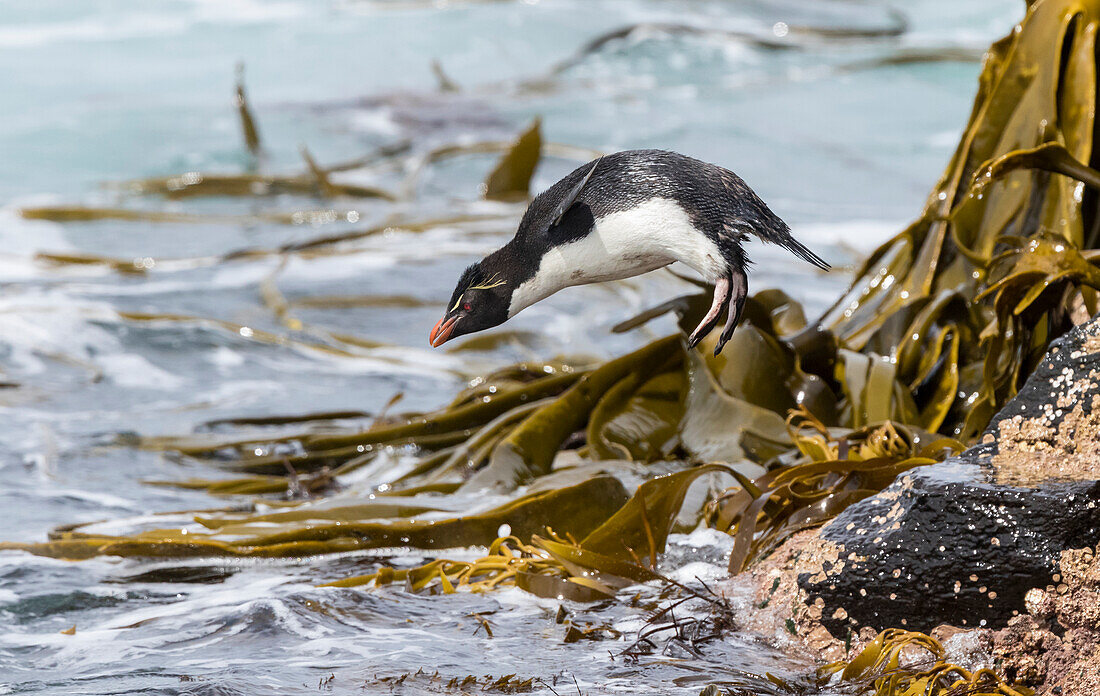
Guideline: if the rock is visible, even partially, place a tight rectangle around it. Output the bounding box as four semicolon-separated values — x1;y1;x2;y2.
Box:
991;546;1100;694
798;317;1100;637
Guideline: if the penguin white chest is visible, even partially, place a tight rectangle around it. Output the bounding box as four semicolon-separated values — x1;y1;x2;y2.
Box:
508;197;726;317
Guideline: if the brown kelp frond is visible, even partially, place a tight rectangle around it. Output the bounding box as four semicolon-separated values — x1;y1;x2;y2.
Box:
35;252;155;275
20;206;357;225
969;142;1100;195
235;63;262;156
2;463;729;604
155;336;667;488
329;465;734;597
28;214;519;278
483;117;542;201
367;670;539;694
811;0;1100;442
115;171;396;200
324;535;615;602
784;407;963;464
24;114;560;234
820;629;1033;696
287;294;437;309
463;336;681;491
0;476;629;562
140;356;584;479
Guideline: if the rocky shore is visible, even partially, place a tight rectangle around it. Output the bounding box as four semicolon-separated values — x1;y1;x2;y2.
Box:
727;316;1100;694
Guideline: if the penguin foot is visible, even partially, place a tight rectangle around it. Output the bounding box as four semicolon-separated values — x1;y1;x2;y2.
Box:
713;270;747;356
688;275;730;349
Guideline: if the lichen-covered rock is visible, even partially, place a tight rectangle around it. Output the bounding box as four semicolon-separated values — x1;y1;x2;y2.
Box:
992;546;1100;695
798;318;1100;638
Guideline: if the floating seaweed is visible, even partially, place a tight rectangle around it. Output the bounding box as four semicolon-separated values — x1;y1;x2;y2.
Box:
7;3;1096;694
114;171;396;200
20;205;359;225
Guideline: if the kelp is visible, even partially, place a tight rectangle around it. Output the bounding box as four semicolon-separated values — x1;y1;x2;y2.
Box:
235;63;262;157
21;111;566;235
820;629;1033;696
3;14;1095;696
368;671;539;694
0;475;629;561
20;206;356;225
115;171;396;200
287;294;437;309
138;360;584;476
818;0;1100;441
463;335;680;491
35;252;154;275
430;58;460;92
330;464;734;598
483;117;542;201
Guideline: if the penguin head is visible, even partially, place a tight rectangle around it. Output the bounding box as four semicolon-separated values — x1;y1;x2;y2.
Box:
429;259;513;347
430;159;603;348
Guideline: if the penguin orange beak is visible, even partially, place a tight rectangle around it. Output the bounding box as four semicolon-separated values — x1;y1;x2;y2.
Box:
429;314;460;347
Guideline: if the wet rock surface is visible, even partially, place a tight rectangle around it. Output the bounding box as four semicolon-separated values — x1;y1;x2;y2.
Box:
798;318;1100;637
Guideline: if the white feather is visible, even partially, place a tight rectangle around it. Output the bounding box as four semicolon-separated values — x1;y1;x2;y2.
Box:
508;197;725;317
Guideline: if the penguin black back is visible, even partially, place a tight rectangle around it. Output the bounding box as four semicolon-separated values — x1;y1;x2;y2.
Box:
517;149;829;272
429;149;830;352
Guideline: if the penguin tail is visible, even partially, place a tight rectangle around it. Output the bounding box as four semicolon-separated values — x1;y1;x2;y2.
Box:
779;235;831;271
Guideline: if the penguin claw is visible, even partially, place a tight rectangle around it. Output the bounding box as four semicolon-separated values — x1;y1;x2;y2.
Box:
687;275;730;350
713;271;748;356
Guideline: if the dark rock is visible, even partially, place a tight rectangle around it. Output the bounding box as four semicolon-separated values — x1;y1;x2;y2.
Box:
799;318;1100;637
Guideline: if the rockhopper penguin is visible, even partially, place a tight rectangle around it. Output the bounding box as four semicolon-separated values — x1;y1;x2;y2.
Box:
429;149;830;355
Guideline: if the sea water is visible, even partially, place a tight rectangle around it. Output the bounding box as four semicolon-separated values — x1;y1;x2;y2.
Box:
0;0;1019;692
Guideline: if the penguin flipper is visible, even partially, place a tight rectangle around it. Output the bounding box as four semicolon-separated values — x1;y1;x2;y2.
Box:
687;274;730;349
713;270;747;355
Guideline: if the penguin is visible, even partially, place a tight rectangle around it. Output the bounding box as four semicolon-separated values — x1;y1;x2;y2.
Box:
429;149;830;355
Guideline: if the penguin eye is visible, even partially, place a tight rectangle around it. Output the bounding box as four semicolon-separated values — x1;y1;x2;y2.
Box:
463;302;472;311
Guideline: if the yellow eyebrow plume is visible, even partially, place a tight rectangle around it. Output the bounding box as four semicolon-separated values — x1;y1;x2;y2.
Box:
467;273;505;291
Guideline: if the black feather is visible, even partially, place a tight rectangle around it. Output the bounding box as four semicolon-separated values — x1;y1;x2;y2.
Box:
776;235;831;271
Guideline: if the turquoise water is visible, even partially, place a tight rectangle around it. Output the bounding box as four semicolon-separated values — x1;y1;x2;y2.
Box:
0;1;1019;693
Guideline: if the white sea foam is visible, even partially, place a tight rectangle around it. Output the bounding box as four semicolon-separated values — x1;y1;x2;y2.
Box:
95;353;186;390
